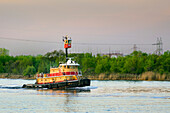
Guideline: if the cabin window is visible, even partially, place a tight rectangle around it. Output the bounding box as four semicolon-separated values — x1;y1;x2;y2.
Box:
64;66;66;68
73;66;75;69
70;66;73;69
67;66;70;69
68;40;71;43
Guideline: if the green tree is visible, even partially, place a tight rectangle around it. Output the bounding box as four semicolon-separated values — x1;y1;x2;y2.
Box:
0;48;9;56
95;63;102;74
23;66;36;77
0;62;4;73
144;57;155;72
110;59;118;73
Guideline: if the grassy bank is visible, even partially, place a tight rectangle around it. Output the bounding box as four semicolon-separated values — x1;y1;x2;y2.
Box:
87;72;170;81
1;71;170;81
0;73;35;80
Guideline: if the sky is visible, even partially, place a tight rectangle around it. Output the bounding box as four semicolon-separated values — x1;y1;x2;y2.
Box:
0;0;170;56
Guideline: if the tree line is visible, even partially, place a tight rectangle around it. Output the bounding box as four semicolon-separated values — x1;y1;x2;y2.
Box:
0;49;169;77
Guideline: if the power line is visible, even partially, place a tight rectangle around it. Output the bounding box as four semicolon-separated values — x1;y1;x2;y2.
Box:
0;37;60;44
0;37;153;46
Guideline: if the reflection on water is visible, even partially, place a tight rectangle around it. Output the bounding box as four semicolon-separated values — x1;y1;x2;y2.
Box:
0;79;170;113
36;88;91;96
35;89;91;112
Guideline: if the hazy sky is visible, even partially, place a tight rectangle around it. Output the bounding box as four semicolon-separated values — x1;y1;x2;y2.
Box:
0;0;170;55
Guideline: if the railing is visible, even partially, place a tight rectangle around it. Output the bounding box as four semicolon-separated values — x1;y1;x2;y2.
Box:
62;72;77;75
36;71;82;78
62;71;82;76
36;73;62;78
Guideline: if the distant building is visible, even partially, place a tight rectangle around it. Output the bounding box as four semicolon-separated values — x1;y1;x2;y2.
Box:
100;52;123;58
0;48;9;56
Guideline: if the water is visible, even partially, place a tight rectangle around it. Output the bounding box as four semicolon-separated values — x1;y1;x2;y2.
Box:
0;79;170;113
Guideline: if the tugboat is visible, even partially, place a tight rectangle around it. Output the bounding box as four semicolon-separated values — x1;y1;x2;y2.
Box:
22;36;90;89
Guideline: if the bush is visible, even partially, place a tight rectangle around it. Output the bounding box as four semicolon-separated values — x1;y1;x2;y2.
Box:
23;66;36;77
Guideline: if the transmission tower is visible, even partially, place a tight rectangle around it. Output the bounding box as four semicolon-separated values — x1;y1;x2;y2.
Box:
152;37;163;55
131;44;139;52
133;44;137;51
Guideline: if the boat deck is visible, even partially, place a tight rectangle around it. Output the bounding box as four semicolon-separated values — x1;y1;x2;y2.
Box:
22;79;90;89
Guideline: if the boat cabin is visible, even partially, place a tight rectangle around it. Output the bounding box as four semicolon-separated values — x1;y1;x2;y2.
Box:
36;58;82;84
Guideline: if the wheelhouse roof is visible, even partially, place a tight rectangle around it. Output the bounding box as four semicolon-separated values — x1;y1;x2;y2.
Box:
60;64;79;66
59;58;79;66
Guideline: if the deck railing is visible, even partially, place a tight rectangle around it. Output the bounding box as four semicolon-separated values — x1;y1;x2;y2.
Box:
36;71;82;78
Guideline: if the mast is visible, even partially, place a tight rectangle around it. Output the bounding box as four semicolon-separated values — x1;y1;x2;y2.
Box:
63;35;72;62
65;48;68;61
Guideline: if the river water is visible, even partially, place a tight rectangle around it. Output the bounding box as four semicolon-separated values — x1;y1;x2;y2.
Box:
0;79;170;113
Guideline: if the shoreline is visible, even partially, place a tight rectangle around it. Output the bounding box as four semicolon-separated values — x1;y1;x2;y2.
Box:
0;74;35;80
87;72;170;81
1;71;170;81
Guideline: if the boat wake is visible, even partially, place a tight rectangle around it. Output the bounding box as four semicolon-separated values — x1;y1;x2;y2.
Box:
68;86;98;90
0;85;22;89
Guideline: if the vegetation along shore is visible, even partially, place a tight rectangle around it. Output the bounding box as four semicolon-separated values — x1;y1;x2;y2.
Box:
0;49;169;81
